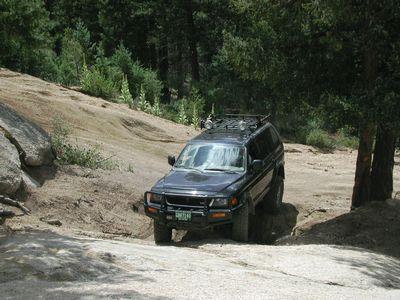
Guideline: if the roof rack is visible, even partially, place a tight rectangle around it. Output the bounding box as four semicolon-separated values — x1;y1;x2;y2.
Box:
200;114;270;133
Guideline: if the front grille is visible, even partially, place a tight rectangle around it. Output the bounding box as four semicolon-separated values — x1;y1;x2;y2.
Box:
166;195;207;207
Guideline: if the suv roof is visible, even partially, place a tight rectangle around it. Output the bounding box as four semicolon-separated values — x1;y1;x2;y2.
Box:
191;115;271;145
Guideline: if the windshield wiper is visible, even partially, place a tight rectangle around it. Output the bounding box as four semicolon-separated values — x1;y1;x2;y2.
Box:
204;168;238;174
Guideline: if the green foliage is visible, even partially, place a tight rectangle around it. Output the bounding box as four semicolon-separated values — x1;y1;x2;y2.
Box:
335;128;359;149
56;22;91;85
110;45;162;103
191;102;200;129
51;117;117;170
137;85;151;112
0;0;53;76
178;99;188;125
119;75;134;108
80;64;118;100
152;97;162;117
305;129;335;150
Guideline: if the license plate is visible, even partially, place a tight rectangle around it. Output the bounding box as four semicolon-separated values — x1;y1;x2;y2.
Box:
175;211;192;221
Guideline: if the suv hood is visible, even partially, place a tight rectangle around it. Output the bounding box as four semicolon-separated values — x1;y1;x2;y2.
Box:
157;169;243;194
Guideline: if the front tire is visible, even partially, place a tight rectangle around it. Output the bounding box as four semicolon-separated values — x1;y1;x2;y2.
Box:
154;221;172;244
265;176;284;214
232;200;249;242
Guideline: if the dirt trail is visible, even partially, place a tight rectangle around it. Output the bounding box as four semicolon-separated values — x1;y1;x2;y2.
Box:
1;230;399;299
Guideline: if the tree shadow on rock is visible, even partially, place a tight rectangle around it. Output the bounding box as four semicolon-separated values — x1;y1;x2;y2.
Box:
0;230;169;299
332;247;400;289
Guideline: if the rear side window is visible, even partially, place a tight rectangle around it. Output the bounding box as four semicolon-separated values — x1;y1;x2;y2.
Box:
249;126;280;161
249;140;263;160
269;126;280;148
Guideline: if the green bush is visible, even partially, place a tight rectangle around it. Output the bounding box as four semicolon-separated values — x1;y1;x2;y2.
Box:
152;96;162;116
335;128;358;149
137;85;152;112
119;75;134;108
110;45;162;102
51;117;117;170
305;129;335;150
80;64;119;100
178;99;189;125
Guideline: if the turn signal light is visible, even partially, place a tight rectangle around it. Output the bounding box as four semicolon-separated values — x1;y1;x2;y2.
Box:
230;197;238;206
148;207;158;214
211;212;226;219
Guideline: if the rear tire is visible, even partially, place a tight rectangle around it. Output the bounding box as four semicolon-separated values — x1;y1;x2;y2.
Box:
264;176;284;214
232;200;249;242
154;221;172;244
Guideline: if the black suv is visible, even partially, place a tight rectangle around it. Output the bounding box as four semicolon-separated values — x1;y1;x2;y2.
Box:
144;115;285;243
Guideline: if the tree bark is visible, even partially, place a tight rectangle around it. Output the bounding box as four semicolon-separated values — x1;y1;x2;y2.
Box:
351;123;375;208
185;0;200;81
177;41;185;99
158;40;170;103
370;125;396;201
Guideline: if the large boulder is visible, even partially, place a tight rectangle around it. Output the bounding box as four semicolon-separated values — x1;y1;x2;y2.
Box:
0;131;22;195
0;102;54;166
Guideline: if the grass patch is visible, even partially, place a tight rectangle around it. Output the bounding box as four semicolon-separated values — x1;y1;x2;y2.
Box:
296;119;358;151
305;129;335;150
51;117;120;170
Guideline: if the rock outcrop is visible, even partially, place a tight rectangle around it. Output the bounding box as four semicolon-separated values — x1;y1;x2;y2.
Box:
0;132;22;195
0;102;54;196
0;102;54;166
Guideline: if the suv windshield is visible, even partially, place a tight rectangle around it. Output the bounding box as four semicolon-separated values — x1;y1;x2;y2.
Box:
175;143;245;172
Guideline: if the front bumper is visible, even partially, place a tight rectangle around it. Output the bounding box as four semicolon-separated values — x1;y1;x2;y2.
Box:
144;202;236;229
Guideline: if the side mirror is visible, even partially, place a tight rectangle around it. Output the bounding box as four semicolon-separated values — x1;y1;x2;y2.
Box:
251;160;263;172
168;155;176;166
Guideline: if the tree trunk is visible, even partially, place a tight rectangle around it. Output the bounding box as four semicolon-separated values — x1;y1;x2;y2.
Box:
185;1;200;81
370;125;396;201
351;123;375;208
177;41;184;99
351;17;377;209
158;40;170;103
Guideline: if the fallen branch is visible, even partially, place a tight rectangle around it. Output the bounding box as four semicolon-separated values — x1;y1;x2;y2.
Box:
0;195;30;215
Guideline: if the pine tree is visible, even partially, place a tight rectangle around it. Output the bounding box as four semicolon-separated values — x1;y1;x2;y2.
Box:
119;75;134;108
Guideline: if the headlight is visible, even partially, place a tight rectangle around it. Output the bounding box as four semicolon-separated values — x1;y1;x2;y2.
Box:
209;198;229;208
146;192;164;204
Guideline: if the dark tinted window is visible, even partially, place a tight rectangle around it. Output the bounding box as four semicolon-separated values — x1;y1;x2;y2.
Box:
249;140;263;160
257;130;271;158
269;126;280;148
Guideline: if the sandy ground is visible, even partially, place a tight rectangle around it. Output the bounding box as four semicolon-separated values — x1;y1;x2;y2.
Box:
0;230;400;300
1;68;400;299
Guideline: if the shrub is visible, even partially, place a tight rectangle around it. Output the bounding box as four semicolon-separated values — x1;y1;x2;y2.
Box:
191;102;200;128
57;22;91;86
305;129;335;150
152;96;162;116
137;85;151;112
110;45;162;102
119;75;134;108
335;128;358;149
51;117;117;170
80;64;119;100
178;99;188;125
